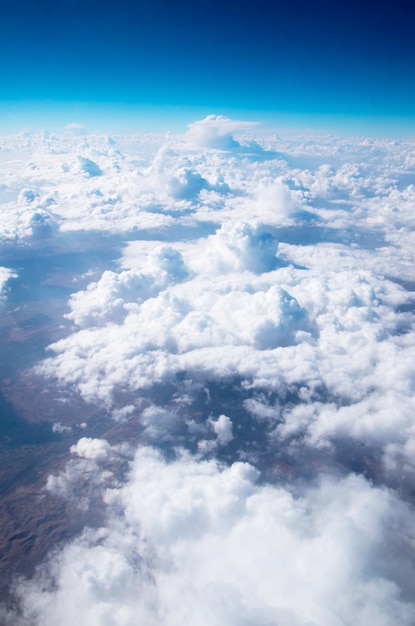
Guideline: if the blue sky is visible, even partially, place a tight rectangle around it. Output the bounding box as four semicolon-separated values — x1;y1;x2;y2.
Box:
1;0;414;134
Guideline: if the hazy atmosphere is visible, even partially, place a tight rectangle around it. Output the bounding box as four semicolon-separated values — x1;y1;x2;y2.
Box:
1;1;415;625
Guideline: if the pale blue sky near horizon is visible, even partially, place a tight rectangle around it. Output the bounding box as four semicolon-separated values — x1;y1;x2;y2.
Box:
2;102;415;138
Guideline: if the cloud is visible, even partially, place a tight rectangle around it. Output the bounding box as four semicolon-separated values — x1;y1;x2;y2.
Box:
211;414;234;445
194;221;280;274
0;266;16;300
37;252;313;407
139;405;183;445
71;437;113;461
45;437;133;506
18;188;40;204
35;204;414;474
5;447;415;626
78;156;103;177
135;145;231;203
185;115;258;150
65;123;88;136
254;179;304;222
1;118;415;623
65;245;189;327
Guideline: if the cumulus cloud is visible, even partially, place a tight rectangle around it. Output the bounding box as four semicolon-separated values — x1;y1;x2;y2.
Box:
5;447;415;626
25;208;57;239
211;414;234;445
134;144;231;203
1;117;415;622
65;123;88;136
254;179;302;221
65;245;188;327
0;266;16;300
45;437;133;506
185;114;258;150
194;221;280;274
71;437;113;461
37;258;314;407
35;205;414;477
78;156;103;177
18;188;40;204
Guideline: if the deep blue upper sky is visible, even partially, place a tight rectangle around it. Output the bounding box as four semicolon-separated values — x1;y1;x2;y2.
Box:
1;0;414;133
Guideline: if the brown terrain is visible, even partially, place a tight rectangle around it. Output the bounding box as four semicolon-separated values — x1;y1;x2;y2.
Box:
0;249;136;605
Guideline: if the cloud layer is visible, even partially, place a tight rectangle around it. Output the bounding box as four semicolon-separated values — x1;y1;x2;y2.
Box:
3;445;414;626
1;115;415;623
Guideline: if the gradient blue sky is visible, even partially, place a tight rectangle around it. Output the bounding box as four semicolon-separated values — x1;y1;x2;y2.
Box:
1;0;414;134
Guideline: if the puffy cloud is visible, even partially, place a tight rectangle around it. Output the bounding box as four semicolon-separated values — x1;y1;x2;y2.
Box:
71;437;113;461
35;198;415;474
25;208;57;239
5;447;415;626
184;114;257;150
134;144;231;204
65;123;88;136
254;179;301;222
211;414;234;445
52;422;72;434
193;221;280;274
1;118;415;623
78;156;103;177
65;245;188;328
45;437;133;505
0;266;16;300
37;267;313;407
139;405;183;445
18;188;40;204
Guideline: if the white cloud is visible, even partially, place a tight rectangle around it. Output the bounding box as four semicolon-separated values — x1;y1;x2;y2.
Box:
5;447;415;626
192;221;280;274
211;414;234;445
65;123;88;136
139;405;182;444
184;114;258;150
35;201;415;472
18;188;40;204
52;422;72;434
45;437;133;506
254;179;300;221
1;118;415;622
65;245;188;328
0;266;16;300
78;156;103;177
37;269;313;407
71;437;112;461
